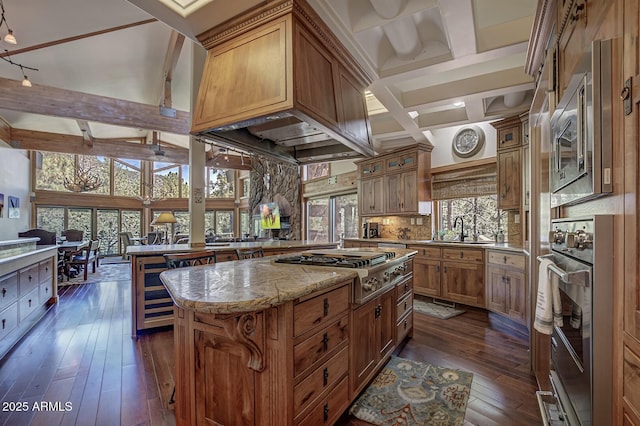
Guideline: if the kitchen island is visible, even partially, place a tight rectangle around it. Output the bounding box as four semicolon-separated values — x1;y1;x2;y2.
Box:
160;247;416;426
128;240;339;334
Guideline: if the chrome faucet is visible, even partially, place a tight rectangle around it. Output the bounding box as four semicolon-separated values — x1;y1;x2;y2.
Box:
453;216;467;242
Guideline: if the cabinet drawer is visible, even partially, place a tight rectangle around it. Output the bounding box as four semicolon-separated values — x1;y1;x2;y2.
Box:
396;276;413;300
0;303;18;339
408;245;441;259
0;273;18;311
296;376;349;426
487;251;525;269
39;281;54;304
396;291;413;319
442;248;483;263
294;285;350;337
215;251;237;262
294;346;348;416
396;310;413;343
294;316;349;377
498;126;520;149
19;287;39;321
39;260;53;283
19;265;39;294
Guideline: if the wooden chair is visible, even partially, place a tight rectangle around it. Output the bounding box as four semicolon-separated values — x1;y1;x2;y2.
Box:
62;229;84;242
164;251;217;269
92;239;101;268
235;248;265;260
120;232;135;260
18;229;56;245
65;240;98;281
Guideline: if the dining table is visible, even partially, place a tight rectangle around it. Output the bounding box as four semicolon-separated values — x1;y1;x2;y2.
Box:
57;240;90;281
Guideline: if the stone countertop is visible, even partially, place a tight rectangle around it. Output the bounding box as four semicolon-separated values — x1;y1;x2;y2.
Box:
127;240;338;256
344;238;527;253
159;248;417;315
0;237;40;247
0;245;58;274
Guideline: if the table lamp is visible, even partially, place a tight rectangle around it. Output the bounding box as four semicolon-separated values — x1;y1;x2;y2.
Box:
151;211;177;244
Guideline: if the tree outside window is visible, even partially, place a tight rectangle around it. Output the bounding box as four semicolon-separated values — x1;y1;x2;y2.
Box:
207;168;234;198
437;195;507;241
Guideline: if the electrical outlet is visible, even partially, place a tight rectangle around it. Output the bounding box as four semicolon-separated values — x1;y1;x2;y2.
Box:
383;218;390;225
410;218;415;225
416;217;423;225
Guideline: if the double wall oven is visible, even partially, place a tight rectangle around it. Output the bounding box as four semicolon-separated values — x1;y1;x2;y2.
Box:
537;216;613;426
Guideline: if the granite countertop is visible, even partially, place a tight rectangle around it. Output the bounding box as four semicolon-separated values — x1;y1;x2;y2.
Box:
0;245;58;270
159;248;417;315
127;240;337;256
344;238;527;253
160;256;358;314
0;237;40;247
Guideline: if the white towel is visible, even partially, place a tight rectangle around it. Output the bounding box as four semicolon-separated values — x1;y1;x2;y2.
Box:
534;258;563;335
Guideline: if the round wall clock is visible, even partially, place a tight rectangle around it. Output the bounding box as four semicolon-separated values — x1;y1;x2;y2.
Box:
452;126;484;158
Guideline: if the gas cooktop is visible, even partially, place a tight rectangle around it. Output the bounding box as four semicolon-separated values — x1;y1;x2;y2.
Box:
274;249;395;269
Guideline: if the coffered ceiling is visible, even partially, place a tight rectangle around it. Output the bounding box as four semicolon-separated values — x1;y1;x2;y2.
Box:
0;0;536;156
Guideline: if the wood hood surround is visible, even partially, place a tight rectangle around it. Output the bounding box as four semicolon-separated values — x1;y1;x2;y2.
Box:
191;0;376;165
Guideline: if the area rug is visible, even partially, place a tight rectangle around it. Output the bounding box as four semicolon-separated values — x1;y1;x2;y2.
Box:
413;298;465;319
349;356;473;426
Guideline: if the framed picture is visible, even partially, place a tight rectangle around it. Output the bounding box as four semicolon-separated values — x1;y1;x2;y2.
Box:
0;193;4;217
8;196;19;219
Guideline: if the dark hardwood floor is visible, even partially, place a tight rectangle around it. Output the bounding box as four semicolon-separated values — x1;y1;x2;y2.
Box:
0;263;541;425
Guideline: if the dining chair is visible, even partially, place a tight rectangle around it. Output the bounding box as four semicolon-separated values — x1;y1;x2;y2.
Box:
120;232;134;260
18;229;56;245
235;248;265;260
164;251;217;269
62;229;84;242
65;240;98;281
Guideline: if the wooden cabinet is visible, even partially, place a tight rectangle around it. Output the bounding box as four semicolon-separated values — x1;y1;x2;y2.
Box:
485;250;528;325
359;176;384;215
350;286;395;396
343;240;379;248
409;245;441;297
356;144;432;217
385;170;418;214
395;275;413;344
408;245;484;307
497;148;522;210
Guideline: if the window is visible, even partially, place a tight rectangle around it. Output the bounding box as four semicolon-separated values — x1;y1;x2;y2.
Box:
240;210;250;238
303;163;330;181
207;168;235;198
153;162;188;198
35;153;110;194
436;195;507;241
67;208;92;239
114;159;142;197
205;210;235;237
307;193;359;243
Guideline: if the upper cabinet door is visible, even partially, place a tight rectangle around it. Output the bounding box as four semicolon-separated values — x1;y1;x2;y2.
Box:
335;66;373;150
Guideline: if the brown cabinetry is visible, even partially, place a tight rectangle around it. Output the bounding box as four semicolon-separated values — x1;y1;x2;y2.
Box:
350;287;395;396
356;144;432;217
486;250;528;325
408;245;484;307
395;276;413;344
497;148;522;210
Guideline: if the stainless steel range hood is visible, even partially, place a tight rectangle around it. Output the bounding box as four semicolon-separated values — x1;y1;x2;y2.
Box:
191;0;376;165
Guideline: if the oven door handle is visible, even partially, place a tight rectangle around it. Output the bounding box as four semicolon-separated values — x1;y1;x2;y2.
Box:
537;254;591;284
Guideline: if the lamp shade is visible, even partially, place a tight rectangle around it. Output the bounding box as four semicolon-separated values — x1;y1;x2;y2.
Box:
151;211;177;225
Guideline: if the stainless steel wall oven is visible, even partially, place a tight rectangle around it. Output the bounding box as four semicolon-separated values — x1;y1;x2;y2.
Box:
537;216;613;426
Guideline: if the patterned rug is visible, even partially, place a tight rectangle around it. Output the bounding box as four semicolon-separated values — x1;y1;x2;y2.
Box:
413;298;465;319
349;356;473;426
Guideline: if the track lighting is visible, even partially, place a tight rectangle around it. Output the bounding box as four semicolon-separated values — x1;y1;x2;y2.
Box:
1;50;37;87
0;1;16;45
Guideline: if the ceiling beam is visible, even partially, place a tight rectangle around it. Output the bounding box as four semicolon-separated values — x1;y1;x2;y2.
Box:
10;128;189;163
0;77;190;134
159;30;186;109
0;19;157;58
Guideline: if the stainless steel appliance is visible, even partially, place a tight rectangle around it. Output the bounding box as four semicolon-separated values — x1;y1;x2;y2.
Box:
550;40;612;207
362;222;380;239
274;248;412;304
536;216;612;426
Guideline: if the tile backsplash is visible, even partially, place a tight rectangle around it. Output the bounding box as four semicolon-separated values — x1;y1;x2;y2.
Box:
364;216;433;240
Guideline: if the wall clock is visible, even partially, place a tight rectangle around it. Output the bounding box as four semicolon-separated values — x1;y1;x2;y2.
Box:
452;126;484;158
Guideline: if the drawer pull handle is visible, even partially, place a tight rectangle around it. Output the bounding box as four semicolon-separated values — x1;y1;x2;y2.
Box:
375;305;382;319
28;299;32;307
28;275;32;282
460;251;464;258
436;265;440;273
404;320;408;330
1;319;5;329
323;404;329;422
443;266;447;273
323;298;329;317
404;282;408;292
404;301;407;310
322;333;329;351
1;288;6;297
323;367;329;386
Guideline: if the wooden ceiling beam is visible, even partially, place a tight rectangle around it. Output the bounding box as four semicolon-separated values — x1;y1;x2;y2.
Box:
159;30;186;109
10;128;189;163
0;77;190;134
